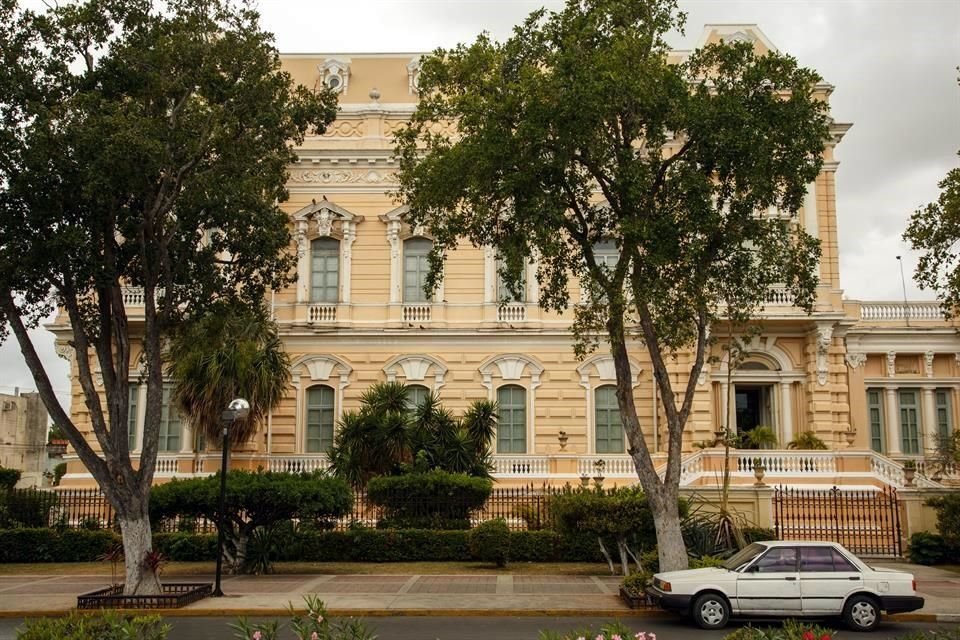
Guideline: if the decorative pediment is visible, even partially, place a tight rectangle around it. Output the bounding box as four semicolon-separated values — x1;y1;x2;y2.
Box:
319;58;350;93
383;354;448;386
576;354;642;387
479;354;544;385
293;198;363;240
290;354;353;384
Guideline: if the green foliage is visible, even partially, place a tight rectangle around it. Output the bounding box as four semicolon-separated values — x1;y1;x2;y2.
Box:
741;426;778;450
928;430;960;478
52;462;66;486
468;518;510;567
152;532;217;562
722;620;836;640
550;487;666;550
166;302;291;446
742;526;777;544
892;629;960;640
682;505;750;558
328;383;496;486
366;470;492;530
620;571;652;596
0;528;119;562
904;144;960;312
231;595;377;640
538;620;636;640
908;532;946;566
0;467;21;491
926;493;960;562
150;471;352;573
395;0;828;571
690;554;726;568
0;489;58;528
787;431;829;450
17;611;170;640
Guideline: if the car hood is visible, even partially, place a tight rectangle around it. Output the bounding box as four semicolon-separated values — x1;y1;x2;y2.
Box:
654;567;732;582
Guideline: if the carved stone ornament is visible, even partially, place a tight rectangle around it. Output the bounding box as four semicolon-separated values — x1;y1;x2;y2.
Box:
54;342;74;362
816;324;833;386
319;58;350;94
886;351;897;378
407;57;421;94
288;169;397;185
925;351;935;378
844;352;867;369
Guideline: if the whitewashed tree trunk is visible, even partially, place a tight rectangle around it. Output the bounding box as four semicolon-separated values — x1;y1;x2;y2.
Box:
118;511;161;596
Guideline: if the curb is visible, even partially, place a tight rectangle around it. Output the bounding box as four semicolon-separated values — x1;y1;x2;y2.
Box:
0;608;669;619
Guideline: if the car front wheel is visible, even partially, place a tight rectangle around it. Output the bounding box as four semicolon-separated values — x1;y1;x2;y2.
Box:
843;594;881;632
692;592;730;630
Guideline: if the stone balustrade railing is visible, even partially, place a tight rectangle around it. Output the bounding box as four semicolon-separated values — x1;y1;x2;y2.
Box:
402;304;432;322
764;286;795;306
497;303;527;323
307;304;337;323
492;455;550;477
267;455;332;474
859;301;945;322
734;451;837;474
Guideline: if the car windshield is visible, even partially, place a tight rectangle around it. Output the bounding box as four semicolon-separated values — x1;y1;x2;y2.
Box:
723;542;766;571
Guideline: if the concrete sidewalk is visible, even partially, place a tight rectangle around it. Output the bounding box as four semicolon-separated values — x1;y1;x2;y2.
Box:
0;567;957;622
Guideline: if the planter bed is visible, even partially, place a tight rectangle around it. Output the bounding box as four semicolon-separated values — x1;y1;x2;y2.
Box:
619;585;656;609
77;582;211;609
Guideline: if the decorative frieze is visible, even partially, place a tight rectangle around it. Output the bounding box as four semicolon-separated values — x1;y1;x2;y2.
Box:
886;351;896;378
816;323;833;385
925;350;935;378
288;169;397;185
844;351;866;369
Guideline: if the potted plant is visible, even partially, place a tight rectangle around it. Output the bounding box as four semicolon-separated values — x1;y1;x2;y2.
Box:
844;428;857;447
743;426;778;450
619;571;653;609
593;459;606;489
753;457;766;486
557;430;568;451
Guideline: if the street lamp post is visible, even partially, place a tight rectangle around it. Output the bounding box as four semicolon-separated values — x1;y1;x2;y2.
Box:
213;398;249;598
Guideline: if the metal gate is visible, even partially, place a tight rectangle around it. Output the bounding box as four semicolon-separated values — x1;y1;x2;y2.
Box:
773;485;902;557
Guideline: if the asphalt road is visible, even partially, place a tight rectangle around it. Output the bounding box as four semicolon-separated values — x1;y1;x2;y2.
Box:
1;616;957;639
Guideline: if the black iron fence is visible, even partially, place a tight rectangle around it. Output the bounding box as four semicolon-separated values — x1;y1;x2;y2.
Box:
773;485;903;557
0;485;565;533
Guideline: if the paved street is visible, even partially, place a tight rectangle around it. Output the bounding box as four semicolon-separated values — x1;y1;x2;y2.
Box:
1;615;958;639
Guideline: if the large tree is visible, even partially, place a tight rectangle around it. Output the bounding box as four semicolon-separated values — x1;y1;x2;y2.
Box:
904;150;960;311
395;0;828;570
0;0;336;593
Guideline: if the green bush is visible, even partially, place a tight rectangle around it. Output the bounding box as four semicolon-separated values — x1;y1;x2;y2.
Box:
0;467;21;491
52;462;67;486
908;531;946;566
468;518;510;567
0;489;58;528
927;493;960;562
690;554;726;568
721;619;837;640
0;528;120;562
17;611;169;639
366;470;492;530
621;571;651;596
153;532;217;561
742;526;777;544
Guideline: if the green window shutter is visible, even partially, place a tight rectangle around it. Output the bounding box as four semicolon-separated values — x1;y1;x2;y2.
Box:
595;385;623;454
403;237;433;302
310;237;340;302
898;389;920;455
158;386;181;453
866;389;884;453
405;384;430;411
497;385;526;454
127;385;139;450
936;389;952;443
306;385;335;453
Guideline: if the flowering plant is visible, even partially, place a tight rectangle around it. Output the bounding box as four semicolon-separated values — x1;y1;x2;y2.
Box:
230;596;376;640
538;621;655;640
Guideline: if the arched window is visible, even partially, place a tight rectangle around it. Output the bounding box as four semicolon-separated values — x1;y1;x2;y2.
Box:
306;385;335;453
403;237;433;302
405;384;430;411
593;239;620;271
595;385;624;453
310;237;340;303
497;385;526;453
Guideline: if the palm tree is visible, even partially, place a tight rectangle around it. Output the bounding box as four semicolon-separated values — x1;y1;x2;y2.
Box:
165;302;290;447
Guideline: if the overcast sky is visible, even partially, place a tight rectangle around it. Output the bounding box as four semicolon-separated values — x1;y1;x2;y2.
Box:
1;0;958;412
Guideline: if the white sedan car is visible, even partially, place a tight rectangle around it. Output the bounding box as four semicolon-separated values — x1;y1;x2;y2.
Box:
646;541;924;631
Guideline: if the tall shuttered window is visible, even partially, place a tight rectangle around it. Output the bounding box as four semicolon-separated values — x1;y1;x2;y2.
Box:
158;386;182;453
497;385;526;454
403;237;433;302
595;385;624;454
306;385;335;453
899;389;920;455
867;388;884;453
310;237;340;303
127;385;139;450
936;389;952;444
405;384;430;412
496;258;526;303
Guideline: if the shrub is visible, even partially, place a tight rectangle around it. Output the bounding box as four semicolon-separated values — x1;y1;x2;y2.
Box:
52;462;67;486
690;554;726;568
0;489;58;528
908;531;946;565
468;518;510;567
230;595;377;640
621;571;651;596
0;467;21;491
152;532;217;562
539;620;637;640
721;620;836;640
787;431;829;450
926;493;960;562
742;526;777;544
0;528;119;562
366;470;492;530
17;611;169;639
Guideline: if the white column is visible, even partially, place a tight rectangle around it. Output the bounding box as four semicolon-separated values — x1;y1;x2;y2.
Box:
885;388;902;456
180;421;194;454
922;386;937;456
341;223;355;304
780;381;794;446
296;222;309;303
719;381;729;431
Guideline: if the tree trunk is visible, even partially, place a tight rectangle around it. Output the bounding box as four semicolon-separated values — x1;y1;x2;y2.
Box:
650;488;688;572
118;510;162;596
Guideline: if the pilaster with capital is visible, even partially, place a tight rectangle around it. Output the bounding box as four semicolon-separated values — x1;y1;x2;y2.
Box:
816;323;833;386
886;351;897;378
295;220;310;303
385;219;402;303
924;351;935;378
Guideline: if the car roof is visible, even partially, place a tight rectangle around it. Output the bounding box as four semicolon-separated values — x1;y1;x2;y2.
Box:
759;540;843;548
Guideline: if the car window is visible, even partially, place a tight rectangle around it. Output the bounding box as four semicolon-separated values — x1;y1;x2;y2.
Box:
831;548;858;572
724;543;765;571
799;546;859;572
753;547;798;573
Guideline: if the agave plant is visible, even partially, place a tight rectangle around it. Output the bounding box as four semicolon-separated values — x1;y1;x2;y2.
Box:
742;426;779;450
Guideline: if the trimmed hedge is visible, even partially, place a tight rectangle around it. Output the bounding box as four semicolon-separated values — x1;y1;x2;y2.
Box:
152;532;218;562
0;528;119;562
366;471;492;530
469;519;510;567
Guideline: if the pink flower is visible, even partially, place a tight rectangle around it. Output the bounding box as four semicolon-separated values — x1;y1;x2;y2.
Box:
595;635;605;640
612;635;623;640
635;634;646;640
252;632;262;640
649;634;656;640
311;633;318;640
317;615;324;624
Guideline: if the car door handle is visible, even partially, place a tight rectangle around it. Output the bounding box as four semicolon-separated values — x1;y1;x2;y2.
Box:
848;576;860;581
785;577;797;581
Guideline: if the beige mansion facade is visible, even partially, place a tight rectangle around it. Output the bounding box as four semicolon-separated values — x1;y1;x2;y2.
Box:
54;25;960;492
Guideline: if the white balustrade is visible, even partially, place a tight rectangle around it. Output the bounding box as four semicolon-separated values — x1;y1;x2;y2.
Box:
678;451;704;485
492;455;549;477
307;304;337;323
402;304;432;322
915;458;958;480
859;302;944;322
577;456;636;477
764;286;795;306
154;456;181;476
122;287;145;306
268;455;331;474
737;451;837;474
497;304;527;322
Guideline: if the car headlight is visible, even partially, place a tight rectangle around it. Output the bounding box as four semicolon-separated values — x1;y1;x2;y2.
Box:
654;578;672;592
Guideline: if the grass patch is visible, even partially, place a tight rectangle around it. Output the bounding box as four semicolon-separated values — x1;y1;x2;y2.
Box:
0;561;609;576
